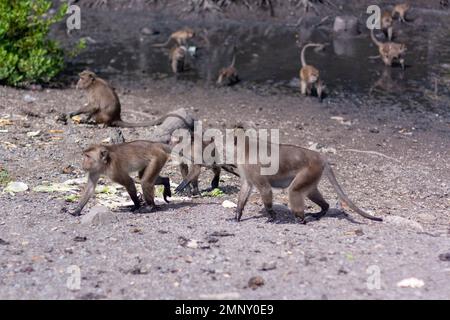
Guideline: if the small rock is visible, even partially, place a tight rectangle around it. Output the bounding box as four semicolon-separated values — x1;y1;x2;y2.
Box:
397;278;425;288
209;231;235;237
259;261;277;271
438;252;450;262
73;236;87;242
178;236;199;249
23;94;36;103
4;181;29;193
222;200;237;208
62;165;75;174
0;238;10;245
27;131;41;137
81;206;118;226
248;276;265;290
385;216;424;231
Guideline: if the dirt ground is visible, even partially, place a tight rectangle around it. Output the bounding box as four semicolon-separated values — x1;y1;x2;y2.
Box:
1;0;450;300
0;77;449;299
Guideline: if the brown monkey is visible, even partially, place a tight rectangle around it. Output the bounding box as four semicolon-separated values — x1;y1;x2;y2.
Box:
217;47;239;86
170;133;239;195
169;45;187;74
392;2;410;22
381;10;393;40
68;141;171;216
211;133;382;224
299;43;326;101
69;70;193;128
152;28;195;48
371;29;406;69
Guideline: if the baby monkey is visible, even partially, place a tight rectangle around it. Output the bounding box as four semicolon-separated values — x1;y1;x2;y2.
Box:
217;47;239;86
69;70;193;127
68;141;171;216
300;43;326;101
392;2;410;23
371;29;406;69
152;27;195;48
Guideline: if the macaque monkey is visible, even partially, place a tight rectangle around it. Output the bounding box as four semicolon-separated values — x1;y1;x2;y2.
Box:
381;11;393;40
370;29;406;69
169;45;187;74
226;134;382;224
68;141;172;216
69;70;193;128
170;134;239;195
392;2;410;22
300;43;326;101
152;28;195;48
217;47;239;86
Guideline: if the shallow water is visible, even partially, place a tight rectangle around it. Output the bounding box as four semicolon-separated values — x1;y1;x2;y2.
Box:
72;17;450;112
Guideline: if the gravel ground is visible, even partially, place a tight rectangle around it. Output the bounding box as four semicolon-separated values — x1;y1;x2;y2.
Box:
0;78;449;299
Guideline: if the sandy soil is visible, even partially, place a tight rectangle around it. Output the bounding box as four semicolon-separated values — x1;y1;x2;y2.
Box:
0;77;449;299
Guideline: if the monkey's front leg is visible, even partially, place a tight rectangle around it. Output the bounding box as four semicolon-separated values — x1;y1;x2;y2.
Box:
69;173;99;216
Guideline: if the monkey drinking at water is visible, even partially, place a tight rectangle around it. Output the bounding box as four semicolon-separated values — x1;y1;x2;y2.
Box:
299;43;326;101
69;70;193;128
68;141;172;216
370;29;406;69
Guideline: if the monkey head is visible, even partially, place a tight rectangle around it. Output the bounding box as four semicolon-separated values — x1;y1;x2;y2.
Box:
184;27;195;39
81;145;109;172
76;70;97;90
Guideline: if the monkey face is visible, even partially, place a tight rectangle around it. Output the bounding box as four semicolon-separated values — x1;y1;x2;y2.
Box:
82;146;109;172
76;71;96;90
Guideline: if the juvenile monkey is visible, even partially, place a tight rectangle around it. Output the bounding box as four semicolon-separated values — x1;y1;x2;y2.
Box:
170;134;239;195
392;2;410;22
169;45;187;74
207;133;382;224
381;10;394;40
68;141;172;216
371;29;406;69
299;43;326;101
217;47;239;86
152;28;195;48
69;70;193;128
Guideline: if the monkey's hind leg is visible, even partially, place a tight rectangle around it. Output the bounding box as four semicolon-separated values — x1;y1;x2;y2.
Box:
307;187;329;220
236;180;253;222
288;169;316;224
300;80;307;96
139;155;168;212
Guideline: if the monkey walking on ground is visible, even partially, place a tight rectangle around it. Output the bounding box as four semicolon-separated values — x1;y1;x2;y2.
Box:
392;2;411;23
233;136;382;224
370;29;406;69
68;141;172;216
217;47;239;86
299;43;326;101
152;28;195;48
68;70;194;128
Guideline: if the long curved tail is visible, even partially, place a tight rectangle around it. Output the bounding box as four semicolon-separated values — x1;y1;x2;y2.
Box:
324;162;383;221
370;29;382;47
230;46;237;68
301;43;323;67
113;113;194;130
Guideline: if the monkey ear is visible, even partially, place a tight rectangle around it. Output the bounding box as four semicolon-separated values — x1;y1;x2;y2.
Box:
100;150;109;163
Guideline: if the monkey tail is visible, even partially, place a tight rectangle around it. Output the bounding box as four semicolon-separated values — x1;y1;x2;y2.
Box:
324;162;383;222
370;29;382;47
230;46;237;68
112;113;194;130
152;37;172;48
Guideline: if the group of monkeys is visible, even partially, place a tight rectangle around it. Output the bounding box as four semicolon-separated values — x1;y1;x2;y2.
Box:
66;69;382;224
147;2;410;103
63;5;402;224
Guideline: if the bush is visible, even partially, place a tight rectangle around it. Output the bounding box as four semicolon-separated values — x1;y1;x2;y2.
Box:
0;0;78;86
